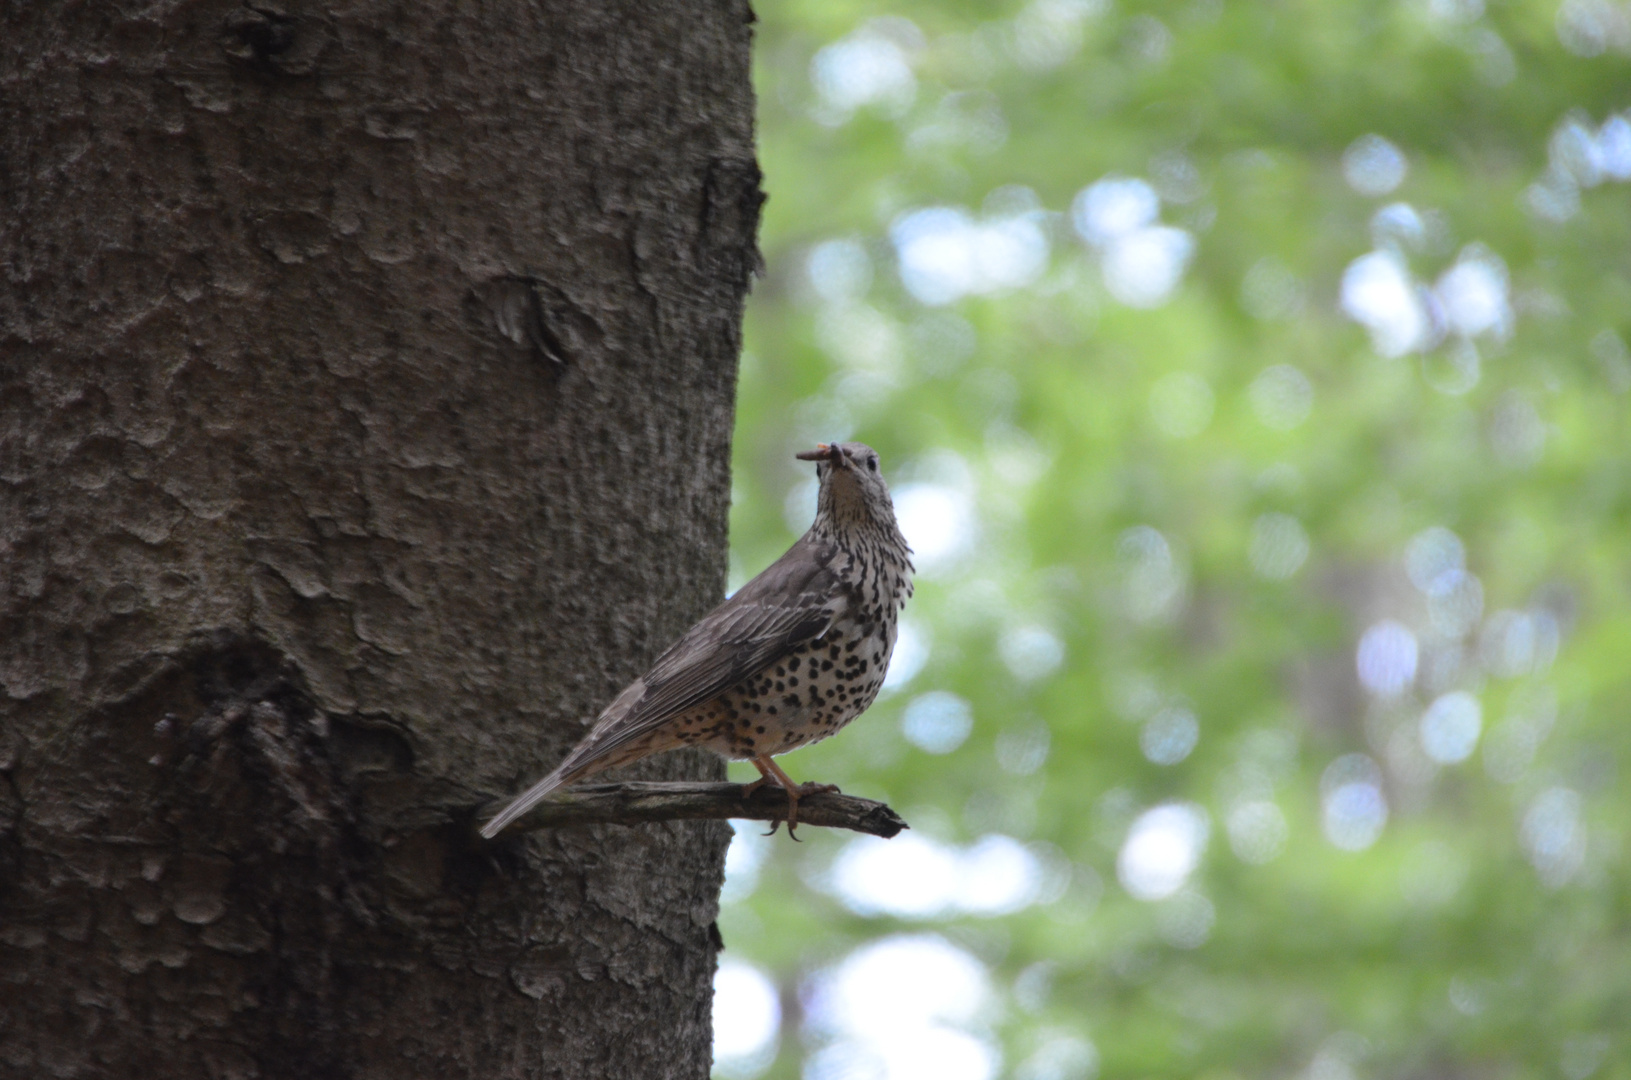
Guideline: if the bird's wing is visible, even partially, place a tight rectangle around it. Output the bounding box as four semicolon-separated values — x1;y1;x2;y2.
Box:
584;535;844;755
480;535;846;839
563;534;847;771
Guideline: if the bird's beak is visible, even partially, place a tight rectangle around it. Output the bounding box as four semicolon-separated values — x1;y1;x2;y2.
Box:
795;443;847;468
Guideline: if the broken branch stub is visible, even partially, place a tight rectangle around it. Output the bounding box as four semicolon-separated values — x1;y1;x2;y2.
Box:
480;781;908;839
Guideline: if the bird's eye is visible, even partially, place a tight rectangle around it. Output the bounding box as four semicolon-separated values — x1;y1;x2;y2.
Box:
867;457;878;472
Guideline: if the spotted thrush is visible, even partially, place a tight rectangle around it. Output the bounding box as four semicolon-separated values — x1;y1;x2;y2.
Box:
481;442;914;838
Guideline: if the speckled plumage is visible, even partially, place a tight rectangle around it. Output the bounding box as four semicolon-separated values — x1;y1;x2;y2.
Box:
482;442;914;838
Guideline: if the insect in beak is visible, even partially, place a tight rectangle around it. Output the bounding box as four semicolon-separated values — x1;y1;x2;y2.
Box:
795;443;846;468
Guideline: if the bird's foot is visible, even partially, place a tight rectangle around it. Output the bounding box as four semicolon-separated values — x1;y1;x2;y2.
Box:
776;782;840;840
748;757;835;840
761;788;813;840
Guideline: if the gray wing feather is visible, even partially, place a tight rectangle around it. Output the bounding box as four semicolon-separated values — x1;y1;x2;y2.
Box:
571;533;844;761
480;533;844;838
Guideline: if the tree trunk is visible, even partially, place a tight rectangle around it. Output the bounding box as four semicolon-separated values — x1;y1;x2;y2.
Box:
0;2;760;1076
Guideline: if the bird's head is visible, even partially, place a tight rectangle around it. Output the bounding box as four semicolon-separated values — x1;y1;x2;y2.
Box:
796;441;898;532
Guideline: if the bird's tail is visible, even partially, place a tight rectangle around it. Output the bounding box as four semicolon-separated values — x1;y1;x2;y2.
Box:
480;763;576;839
481;714;644;837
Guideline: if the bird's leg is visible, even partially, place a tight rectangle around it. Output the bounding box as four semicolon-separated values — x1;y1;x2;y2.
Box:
739;767;771;800
745;757;790;837
751;755;809;839
749;756;842;839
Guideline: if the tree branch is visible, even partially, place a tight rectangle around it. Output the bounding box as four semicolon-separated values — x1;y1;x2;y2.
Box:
481;781;909;839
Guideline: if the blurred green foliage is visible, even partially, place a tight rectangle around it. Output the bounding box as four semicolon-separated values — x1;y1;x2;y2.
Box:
718;1;1631;1078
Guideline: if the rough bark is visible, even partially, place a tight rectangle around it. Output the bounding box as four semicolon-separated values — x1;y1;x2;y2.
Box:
0;2;761;1077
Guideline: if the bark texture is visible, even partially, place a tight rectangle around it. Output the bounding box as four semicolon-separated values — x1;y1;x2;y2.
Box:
0;2;761;1076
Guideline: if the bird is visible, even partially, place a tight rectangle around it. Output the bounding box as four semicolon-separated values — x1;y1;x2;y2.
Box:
481;441;914;839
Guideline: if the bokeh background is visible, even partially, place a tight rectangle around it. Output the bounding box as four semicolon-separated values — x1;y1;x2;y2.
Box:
710;2;1631;1078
